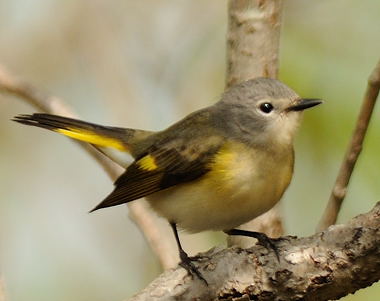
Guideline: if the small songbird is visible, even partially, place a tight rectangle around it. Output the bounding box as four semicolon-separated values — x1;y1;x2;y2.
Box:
14;78;321;282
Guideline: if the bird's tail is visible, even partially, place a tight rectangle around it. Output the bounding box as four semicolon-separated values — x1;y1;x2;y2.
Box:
13;113;151;154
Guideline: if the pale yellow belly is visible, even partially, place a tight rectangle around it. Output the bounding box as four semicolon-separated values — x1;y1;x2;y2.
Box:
148;144;293;233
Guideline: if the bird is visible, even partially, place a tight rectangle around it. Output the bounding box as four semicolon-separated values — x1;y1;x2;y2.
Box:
13;77;322;283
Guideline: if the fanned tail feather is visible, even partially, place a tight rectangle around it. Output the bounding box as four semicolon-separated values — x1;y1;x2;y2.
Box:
13;113;130;151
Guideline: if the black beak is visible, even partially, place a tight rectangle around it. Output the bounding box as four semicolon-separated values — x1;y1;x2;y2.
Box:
287;98;323;112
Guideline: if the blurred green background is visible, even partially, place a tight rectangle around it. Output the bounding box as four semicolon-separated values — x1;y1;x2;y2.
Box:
1;0;379;300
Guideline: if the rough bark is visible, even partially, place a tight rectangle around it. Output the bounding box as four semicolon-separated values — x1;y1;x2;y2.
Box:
129;202;380;301
226;0;284;246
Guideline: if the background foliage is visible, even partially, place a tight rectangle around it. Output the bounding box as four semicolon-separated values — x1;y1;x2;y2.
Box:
1;1;379;300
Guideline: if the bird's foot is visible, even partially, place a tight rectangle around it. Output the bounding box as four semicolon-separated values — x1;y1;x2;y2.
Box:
225;229;281;262
179;249;208;285
251;231;280;262
188;253;211;261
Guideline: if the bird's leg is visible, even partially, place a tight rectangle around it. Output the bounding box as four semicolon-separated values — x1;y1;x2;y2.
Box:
224;229;280;261
170;223;208;285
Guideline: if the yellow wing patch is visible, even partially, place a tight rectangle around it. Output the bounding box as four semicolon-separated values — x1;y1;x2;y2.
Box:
205;142;254;193
137;155;158;171
56;128;126;151
207;145;237;181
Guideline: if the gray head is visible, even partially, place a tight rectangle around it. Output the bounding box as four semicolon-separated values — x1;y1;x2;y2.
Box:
216;77;322;146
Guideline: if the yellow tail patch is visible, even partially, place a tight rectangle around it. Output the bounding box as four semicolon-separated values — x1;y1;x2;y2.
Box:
137;155;158;171
56;128;126;151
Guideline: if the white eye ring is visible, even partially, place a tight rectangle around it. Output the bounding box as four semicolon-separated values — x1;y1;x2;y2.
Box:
259;102;274;114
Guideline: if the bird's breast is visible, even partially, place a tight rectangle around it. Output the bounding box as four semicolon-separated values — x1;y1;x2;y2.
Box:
148;142;293;233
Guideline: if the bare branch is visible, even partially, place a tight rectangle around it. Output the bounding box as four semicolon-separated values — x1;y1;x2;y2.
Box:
317;59;380;232
226;0;283;87
226;0;284;246
0;65;178;269
129;202;380;301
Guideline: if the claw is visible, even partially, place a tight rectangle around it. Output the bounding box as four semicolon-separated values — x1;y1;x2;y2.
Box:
179;250;208;285
224;229;281;262
170;222;208;285
253;232;280;262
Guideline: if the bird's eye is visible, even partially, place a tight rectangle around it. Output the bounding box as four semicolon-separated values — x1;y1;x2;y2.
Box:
259;103;274;114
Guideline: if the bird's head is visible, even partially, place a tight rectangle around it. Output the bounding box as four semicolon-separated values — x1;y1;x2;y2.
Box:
220;77;322;146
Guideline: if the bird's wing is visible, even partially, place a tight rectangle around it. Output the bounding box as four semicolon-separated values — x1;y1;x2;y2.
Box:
90;135;224;211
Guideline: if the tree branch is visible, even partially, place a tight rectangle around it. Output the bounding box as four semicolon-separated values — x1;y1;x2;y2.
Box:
226;0;283;87
317;59;380;232
0;65;178;269
129;202;380;301
226;0;284;247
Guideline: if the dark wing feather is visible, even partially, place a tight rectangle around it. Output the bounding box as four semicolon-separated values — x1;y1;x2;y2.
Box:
90;142;223;212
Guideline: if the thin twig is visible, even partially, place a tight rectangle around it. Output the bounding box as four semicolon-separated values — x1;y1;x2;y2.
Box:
0;65;178;269
317;59;380;232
